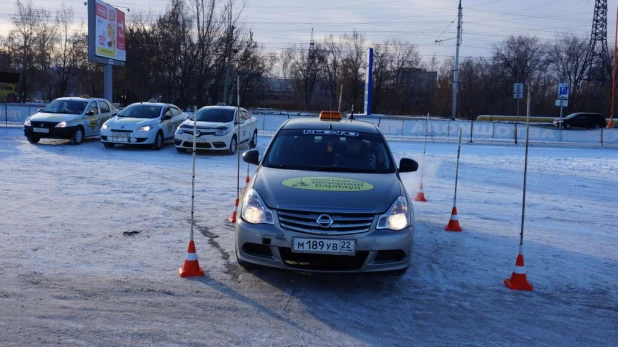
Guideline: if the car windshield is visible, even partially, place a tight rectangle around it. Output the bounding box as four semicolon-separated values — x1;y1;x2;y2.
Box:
42;100;87;115
262;129;395;173
195;108;234;123
118;105;162;119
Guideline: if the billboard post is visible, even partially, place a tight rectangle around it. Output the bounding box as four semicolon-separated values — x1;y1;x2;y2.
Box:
87;0;126;102
363;48;374;116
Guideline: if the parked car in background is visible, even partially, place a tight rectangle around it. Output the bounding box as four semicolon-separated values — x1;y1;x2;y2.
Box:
100;102;187;150
235;112;419;275
23;96;115;145
553;112;607;129
174;105;258;155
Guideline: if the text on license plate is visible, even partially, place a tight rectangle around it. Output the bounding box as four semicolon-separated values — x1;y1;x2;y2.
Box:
112;132;130;138
292;238;355;255
33;128;49;133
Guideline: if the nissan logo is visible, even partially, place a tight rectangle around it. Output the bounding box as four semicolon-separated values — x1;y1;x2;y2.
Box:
316;214;334;228
195;130;201;137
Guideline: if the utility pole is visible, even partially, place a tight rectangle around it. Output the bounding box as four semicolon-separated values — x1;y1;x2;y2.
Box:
223;7;233;105
451;0;463;120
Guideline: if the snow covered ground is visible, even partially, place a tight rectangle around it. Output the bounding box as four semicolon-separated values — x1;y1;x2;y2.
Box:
0;125;616;346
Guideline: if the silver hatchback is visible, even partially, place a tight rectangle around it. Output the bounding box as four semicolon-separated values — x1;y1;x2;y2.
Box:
235;115;418;275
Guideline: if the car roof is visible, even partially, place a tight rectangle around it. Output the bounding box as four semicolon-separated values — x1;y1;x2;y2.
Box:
54;97;109;102
127;102;170;107
568;112;604;116
198;105;245;111
280;117;381;134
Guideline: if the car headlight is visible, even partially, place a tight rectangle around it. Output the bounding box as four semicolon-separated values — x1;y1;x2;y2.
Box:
101;123;109;130
214;127;231;136
376;196;410;231
241;188;274;224
137;125;153;132
55;121;67;128
24;118;31;126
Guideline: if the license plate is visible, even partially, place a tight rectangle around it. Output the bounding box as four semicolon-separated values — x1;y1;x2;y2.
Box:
193;137;208;143
33;128;49;133
113;137;128;142
292;238;355;255
112;132;130;138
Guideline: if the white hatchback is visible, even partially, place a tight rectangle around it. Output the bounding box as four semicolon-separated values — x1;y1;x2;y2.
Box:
100;102;187;150
174;105;258;155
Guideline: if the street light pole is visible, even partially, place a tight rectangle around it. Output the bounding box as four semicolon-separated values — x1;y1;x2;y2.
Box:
451;0;463;120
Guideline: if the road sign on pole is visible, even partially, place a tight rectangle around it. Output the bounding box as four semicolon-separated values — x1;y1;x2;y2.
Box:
513;83;524;99
558;83;569;99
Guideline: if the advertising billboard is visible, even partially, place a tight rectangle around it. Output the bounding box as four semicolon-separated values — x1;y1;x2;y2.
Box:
88;0;126;66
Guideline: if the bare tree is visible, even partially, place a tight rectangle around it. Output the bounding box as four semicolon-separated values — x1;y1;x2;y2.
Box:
493;35;547;85
546;33;589;108
340;31;366;113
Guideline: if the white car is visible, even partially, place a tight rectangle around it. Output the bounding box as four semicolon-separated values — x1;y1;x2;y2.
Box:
23;96;115;145
174;105;258;155
100;102;188;150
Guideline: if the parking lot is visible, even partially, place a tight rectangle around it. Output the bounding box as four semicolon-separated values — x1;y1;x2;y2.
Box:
1;126;617;346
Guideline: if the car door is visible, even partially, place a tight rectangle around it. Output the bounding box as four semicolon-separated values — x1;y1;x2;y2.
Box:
98;100;113;128
161;107;174;140
170;107;185;135
84;101;100;136
238;109;251;143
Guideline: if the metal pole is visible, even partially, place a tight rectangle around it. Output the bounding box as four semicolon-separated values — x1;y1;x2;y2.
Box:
520;87;532;246
515;98;520;144
420;112;429;180
235;76;241;206
609;4;618;129
223;15;234;104
104;64;113;102
559;100;564;130
338;84;343;112
451;0;462;120
190;105;197;242
453;128;462;207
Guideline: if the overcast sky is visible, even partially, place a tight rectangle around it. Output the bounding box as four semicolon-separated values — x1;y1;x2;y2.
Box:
1;0;618;66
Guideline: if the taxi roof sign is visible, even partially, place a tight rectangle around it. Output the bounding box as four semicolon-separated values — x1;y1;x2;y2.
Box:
319;111;342;120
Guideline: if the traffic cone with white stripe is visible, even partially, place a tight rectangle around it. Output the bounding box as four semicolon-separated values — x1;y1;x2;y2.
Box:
413;183;427;202
179;240;205;277
227;198;239;223
505;247;533;291
444;206;462;232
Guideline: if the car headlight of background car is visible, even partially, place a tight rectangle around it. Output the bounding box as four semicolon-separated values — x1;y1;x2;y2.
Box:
101;123;109;130
55;121;67;128
214;127;232;136
24;118;31;126
137;125;154;132
376;196;410;231
241;188;274;224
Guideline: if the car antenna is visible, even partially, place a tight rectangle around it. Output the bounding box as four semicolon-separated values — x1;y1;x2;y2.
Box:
349;104;355;120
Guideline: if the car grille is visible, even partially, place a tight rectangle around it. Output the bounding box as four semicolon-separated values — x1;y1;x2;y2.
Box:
32;121;59;128
278;247;369;271
277;209;374;235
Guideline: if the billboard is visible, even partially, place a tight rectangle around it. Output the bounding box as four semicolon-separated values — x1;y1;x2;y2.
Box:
0;72;19;102
88;0;126;65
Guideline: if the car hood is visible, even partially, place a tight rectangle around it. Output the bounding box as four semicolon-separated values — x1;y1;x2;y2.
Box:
106;117;157;129
252;167;405;214
29;112;80;123
180;120;231;129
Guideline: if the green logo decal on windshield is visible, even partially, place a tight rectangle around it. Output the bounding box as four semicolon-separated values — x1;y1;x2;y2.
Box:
281;177;374;192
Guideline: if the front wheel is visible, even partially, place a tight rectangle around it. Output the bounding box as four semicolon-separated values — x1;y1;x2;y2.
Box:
151;132;163;150
26;135;40;144
228;135;237;155
249;130;257;148
70;127;84;145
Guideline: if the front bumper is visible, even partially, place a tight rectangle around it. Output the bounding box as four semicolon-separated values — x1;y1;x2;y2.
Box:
100;129;157;145
174;134;229;150
24;125;78;139
235;213;414;273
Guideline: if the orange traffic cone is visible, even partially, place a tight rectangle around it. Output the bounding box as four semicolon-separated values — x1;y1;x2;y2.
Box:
608;119;614;128
413;183;427;202
227;198;239;223
179;240;205;277
504;251;533;291
444;206;462;232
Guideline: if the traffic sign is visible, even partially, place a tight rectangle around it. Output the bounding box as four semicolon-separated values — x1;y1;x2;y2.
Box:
555;99;568;107
513;83;524;99
558;83;569;99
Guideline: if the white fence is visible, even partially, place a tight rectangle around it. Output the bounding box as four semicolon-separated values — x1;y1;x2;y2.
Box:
3;104;618;146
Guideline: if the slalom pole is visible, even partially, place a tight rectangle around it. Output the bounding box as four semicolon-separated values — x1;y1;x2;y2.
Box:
504;86;533;290
179;105;204;277
228;77;241;223
414;112;429;202
445;128;463;231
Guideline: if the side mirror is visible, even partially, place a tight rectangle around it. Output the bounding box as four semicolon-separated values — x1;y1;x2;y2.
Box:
398;158;418;173
243;149;260;165
86;110;95;116
163;114;172;120
111;112;118;117
38;108;42;112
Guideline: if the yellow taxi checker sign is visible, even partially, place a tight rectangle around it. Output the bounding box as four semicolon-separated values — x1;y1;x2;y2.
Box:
282;177;374;192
